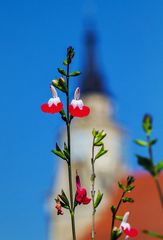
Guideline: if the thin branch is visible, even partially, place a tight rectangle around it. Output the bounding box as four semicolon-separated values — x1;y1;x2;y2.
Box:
91;136;96;240
146;135;163;209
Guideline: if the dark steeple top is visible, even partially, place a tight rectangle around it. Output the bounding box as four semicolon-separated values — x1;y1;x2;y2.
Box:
81;30;111;96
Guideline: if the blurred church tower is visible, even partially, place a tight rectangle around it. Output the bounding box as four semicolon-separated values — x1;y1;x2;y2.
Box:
48;29;126;240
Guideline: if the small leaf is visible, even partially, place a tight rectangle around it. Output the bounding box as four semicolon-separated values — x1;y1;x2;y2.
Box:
134;139;148;147
95;145;108;160
94;141;103;146
59;190;70;206
94;190;103;209
136;155;155;176
127;176;135;186
155;161;163;175
143;230;163;239
92;128;98;137
69;71;81;77
60;201;69;209
122;197;134;203
149;138;158;146
111;205;116;214
63;142;70;160
126;185;135;192
52;143;67;161
94;131;107;145
63;59;68;65
115;215;123;221
111;229;122;239
57;68;67;76
52;78;67;93
118;181;125;191
56;143;61;151
52;150;67;160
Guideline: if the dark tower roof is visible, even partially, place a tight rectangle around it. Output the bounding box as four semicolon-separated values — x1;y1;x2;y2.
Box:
81;30;111;96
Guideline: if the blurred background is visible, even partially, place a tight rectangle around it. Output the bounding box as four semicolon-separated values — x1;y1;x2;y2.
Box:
0;0;163;239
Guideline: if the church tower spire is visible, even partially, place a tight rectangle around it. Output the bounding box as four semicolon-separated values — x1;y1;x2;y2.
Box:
81;29;111;96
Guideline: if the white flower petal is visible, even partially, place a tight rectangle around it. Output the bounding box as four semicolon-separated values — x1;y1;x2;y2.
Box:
71;99;84;109
122;212;130;223
48;97;60;106
74;87;80;100
78;100;84;109
50;85;58;98
120;222;131;231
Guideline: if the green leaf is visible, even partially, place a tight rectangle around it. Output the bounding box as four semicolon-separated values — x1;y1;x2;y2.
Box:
111;229;122;240
94;131;107;145
59;190;70;206
125;185;135;192
69;71;81;77
51;143;67;161
63;142;70;160
136;155;155;176
122;197;134;203
57;68;67;76
94;141;103;146
115;215;123;221
56;143;61;151
94;190;103;209
134;139;148;147
127;176;135;186
92;128;98;137
63;59;68;65
143;230;163;239
118;181;125;191
111;205;116;214
52;78;67;93
60;201;70;209
149;138;158;146
95;145;108;160
155;161;163;175
52;150;67;160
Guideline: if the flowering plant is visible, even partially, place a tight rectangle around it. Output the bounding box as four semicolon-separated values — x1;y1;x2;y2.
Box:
41;47;140;240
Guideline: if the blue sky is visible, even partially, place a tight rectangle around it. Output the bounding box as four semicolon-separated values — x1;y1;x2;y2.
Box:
0;0;163;239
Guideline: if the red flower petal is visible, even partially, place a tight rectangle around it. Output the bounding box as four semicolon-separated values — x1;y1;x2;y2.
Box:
41;102;63;114
68;105;90;117
76;174;81;189
82;197;91;205
123;227;138;237
76;194;83;204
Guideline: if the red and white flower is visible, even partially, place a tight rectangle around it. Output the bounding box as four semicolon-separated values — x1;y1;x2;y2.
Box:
75;172;91;205
41;85;63;114
69;87;90;117
120;212;138;239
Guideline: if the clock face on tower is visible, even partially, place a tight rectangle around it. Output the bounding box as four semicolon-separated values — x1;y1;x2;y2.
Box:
71;129;92;162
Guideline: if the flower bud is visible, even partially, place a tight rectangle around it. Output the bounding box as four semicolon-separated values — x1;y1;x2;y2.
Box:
142;114;153;135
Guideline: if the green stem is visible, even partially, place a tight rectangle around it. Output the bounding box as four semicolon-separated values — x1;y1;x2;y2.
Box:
155;176;163;209
66;63;76;240
147;135;153;163
91;137;96;240
110;192;125;240
146;135;163;209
